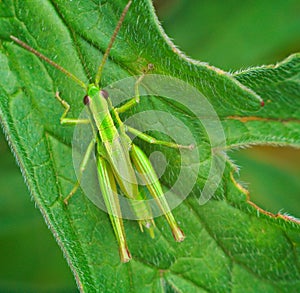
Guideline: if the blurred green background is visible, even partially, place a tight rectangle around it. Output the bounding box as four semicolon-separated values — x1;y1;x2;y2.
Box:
1;0;299;291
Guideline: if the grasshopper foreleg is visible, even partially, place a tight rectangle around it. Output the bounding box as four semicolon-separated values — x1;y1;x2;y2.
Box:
55;92;90;125
115;64;153;114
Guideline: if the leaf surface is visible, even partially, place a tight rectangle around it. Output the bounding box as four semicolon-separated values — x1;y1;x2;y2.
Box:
0;0;299;292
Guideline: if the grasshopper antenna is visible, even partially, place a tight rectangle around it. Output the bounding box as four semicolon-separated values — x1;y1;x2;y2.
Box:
10;35;87;90
95;0;132;87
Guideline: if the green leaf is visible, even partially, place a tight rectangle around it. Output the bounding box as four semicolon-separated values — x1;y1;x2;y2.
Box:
218;54;300;148
0;131;75;291
0;0;299;292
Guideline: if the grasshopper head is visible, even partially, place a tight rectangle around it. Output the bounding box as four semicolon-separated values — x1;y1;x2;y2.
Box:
84;84;109;105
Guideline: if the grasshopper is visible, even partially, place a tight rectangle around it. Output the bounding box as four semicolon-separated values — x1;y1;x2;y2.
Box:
11;0;192;262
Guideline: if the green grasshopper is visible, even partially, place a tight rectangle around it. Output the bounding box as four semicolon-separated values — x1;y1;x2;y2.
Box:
11;0;192;262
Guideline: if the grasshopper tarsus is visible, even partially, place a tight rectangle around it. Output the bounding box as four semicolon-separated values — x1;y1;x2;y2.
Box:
172;227;185;242
178;143;195;150
62;181;81;206
119;246;132;263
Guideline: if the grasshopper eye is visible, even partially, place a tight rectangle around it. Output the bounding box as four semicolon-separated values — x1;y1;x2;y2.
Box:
100;89;109;99
83;95;91;105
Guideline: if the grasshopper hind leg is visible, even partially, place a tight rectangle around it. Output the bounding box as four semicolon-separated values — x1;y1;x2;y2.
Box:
130;144;185;242
97;156;131;262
